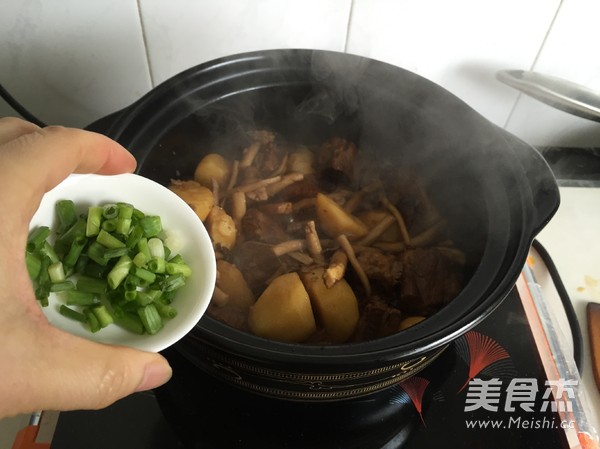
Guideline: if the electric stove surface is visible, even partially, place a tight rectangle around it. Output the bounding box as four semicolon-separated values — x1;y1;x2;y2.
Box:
51;270;593;449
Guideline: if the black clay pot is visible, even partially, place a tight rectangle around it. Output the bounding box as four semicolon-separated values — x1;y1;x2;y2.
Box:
87;49;559;401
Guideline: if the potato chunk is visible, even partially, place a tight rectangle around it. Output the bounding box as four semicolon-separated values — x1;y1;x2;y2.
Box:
248;272;316;343
315;193;368;239
357;210;401;242
194;153;231;188
216;260;254;310
169;180;214;221
300;268;359;343
207;206;237;250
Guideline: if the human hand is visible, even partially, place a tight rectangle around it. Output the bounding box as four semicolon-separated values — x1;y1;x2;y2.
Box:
0;117;172;419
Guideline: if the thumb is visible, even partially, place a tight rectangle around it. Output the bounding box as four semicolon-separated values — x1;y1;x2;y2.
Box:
1;321;172;416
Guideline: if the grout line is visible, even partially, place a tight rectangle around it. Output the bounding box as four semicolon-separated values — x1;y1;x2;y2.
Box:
503;0;564;129
135;0;156;88
343;0;355;53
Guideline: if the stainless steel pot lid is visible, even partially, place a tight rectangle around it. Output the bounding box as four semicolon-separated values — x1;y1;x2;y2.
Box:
497;69;600;122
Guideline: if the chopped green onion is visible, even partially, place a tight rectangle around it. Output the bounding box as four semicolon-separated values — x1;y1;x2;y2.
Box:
55;200;77;235
107;255;132;289
101;218;118;232
137;304;163;335
54;218;86;256
26;227;51;253
140;216;162;238
115;218;131;235
147;238;165;259
63;236;87;267
92;305;114;328
132;267;156;284
40;241;60;264
103;247;130;260
132;251;149;268
102;204;119;220
162;273;186;292
126;225;144;248
26;252;42;280
65;290;97;306
49;281;75;292
84;309;101;333
166;262;192;277
86;206;103;237
27;200;191;337
154;301;177;319
87;241;109;266
115;313;145;335
148;257;166;274
77;276;107;295
96;229;125;249
48;261;66;283
59;305;87;323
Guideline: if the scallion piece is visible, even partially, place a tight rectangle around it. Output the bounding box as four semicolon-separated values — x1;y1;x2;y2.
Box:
166;262;192;277
48;261;66;283
154;301;177;319
140;216;162;238
87;241;109;266
96;229;125;249
101;218;118;232
59;305;87;323
77;276;107;295
162;273;186;292
40;241;60;264
115;313;144;335
63;235;87;267
26;226;51;253
102;204;119;220
126;225;144;248
92;305;114;328
115;218;131;235
26;252;42;280
103;247;130;260
55;200;77;235
137;304;163;335
65;290;97;306
132;251;149;268
84;309;101;333
86;206;103;237
132;267;156;284
107;255;132;289
49;280;75;292
148;257;166;274
54;218;86;256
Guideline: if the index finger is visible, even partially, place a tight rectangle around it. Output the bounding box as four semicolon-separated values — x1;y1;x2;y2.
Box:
0;125;137;225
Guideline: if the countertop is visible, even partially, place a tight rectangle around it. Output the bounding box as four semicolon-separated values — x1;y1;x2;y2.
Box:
535;184;600;437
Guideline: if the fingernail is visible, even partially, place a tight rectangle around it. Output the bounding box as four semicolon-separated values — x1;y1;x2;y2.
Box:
136;360;173;392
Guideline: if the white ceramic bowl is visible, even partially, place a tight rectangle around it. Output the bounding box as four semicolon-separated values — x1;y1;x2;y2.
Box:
29;173;216;352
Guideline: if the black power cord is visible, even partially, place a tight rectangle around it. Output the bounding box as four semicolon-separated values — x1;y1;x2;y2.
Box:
531;238;584;374
0;83;47;127
0;83;585;374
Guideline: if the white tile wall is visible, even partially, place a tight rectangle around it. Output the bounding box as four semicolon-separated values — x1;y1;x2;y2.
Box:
1;0;599;148
0;0;150;128
138;0;352;86
345;0;561;130
505;0;600;147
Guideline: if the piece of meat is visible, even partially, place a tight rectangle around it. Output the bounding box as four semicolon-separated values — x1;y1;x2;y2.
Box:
353;297;403;341
356;248;402;286
231;241;283;293
241;208;289;243
400;248;463;315
207;303;250;332
318;137;357;182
